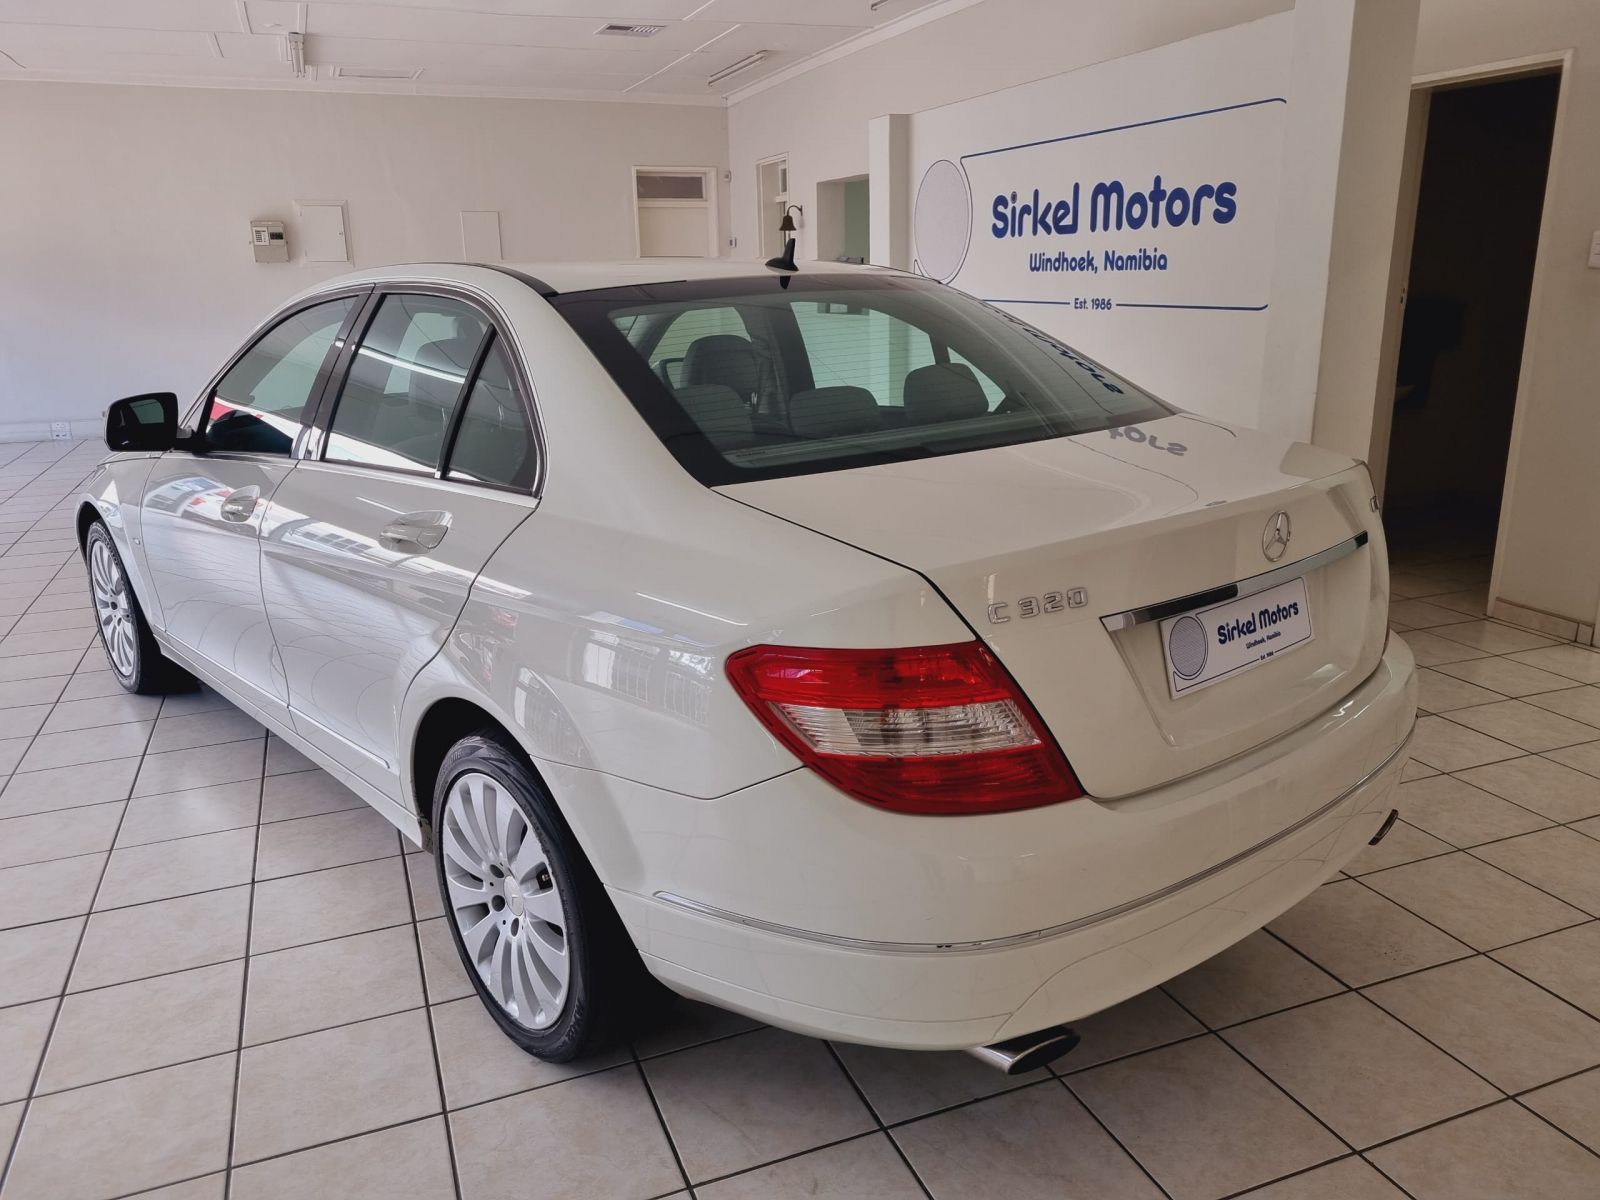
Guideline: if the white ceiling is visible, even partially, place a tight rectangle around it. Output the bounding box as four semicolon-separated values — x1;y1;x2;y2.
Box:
0;0;953;104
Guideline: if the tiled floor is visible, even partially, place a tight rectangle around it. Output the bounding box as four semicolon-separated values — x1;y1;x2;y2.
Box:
2;439;1600;1200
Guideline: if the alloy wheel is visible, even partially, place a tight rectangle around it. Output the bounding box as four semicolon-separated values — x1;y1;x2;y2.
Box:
440;771;570;1029
90;537;137;678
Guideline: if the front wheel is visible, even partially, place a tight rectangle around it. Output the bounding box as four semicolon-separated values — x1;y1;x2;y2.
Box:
432;733;642;1061
84;521;192;695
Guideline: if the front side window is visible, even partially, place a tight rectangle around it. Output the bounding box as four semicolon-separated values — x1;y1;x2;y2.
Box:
203;296;357;455
556;274;1171;485
325;295;490;473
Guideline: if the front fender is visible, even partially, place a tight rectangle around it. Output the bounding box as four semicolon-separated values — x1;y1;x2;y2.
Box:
76;456;161;625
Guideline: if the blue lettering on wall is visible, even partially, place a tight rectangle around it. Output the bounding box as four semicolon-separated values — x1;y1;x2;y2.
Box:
992;174;1239;238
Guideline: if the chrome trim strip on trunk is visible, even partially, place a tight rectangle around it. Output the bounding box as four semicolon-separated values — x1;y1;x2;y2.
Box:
1099;530;1370;632
653;721;1413;957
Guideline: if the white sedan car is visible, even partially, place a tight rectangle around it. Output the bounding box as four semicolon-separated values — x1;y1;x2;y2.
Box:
79;260;1415;1072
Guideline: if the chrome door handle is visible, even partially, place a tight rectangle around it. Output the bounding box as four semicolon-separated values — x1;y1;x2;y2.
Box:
219;487;261;523
379;509;452;552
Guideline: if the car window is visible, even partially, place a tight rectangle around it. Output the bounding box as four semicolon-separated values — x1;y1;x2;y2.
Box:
203;297;357;455
629;306;748;390
793;302;935;406
325;295;490;473
445;338;537;491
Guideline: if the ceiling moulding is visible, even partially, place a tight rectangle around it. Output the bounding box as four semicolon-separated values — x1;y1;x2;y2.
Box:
724;0;986;105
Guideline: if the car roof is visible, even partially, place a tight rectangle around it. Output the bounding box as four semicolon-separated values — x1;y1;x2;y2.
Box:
319;258;897;298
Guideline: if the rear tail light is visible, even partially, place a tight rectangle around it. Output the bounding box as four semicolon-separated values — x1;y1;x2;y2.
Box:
725;641;1083;815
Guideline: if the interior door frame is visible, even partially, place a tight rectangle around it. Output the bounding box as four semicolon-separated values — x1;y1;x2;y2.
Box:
632;165;719;258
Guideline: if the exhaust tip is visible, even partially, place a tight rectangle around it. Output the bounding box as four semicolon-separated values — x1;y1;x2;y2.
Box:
966;1026;1080;1075
1369;808;1400;846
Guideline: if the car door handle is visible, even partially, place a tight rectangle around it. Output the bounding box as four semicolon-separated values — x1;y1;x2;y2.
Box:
219;486;261;523
379;510;452;552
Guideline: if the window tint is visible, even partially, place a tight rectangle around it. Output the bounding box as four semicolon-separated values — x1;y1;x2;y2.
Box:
629;306;749;390
204;297;356;455
445;340;537;490
326;295;489;473
793;302;934;406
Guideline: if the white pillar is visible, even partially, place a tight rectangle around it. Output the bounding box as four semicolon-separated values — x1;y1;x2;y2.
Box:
1258;0;1419;456
867;113;911;270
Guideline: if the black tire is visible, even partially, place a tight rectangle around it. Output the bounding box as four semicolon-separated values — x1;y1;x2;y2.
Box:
83;520;194;696
432;731;646;1061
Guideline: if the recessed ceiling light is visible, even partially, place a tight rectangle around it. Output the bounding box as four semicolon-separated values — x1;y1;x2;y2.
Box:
330;65;422;80
596;22;666;38
707;51;770;87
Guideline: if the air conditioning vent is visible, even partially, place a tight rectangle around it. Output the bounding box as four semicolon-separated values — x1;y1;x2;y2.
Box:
330;65;422;80
596;22;665;37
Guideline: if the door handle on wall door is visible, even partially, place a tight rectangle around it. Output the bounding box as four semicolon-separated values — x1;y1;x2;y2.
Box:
379;510;452;553
219;487;261;523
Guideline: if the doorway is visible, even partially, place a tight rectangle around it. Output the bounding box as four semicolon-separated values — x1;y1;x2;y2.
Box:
633;167;717;258
816;175;870;263
755;155;789;259
1378;71;1560;585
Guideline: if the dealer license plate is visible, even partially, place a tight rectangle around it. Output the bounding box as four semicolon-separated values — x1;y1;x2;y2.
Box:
1158;578;1313;699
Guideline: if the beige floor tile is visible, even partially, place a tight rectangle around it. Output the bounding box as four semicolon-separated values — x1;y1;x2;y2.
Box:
96;827;256;910
833;1040;1046;1125
1267;879;1470;985
416;916;474;1003
1524;685;1600;727
1055;987;1205;1072
702;1134;924;1200
1399;759;1438;782
1428;586;1489;617
1341;819;1452;875
633;997;764;1059
58;668;135;700
0;1099;21;1168
646;1027;873;1181
254;806;399;880
39;692;163;734
1407;716;1523;772
133;739;264;798
1222;993;1498;1148
1396;775;1553;847
0;799;124;868
1414;668;1501;713
1396;631;1491;668
232;1009;440;1163
1433;655;1574;697
0;648;88;682
260;768;364;823
1456;753;1600;821
230;1116;456;1200
0;851;107;929
1521;1068;1600;1154
0;756;140;818
2;1053;236;1200
1165;931;1343;1028
0;998;56;1102
250;855;413;954
1444;699;1599;752
430;994;628;1109
0;916;81;1006
1389;599;1471;630
266;735;316;776
38;960;243;1092
115;780;261;847
0;703;50;739
1362;851;1588;949
1236;1155;1407;1198
16;720;152;772
450;1065;683;1199
1508;644;1600;684
406;850;444;920
1491;920;1600;1016
1472;826;1600;913
1434;621;1557;655
1367;1101;1600;1200
243;924;422;1044
146;708;265;754
157;687;235;718
1545;739;1600;781
0;674;68;710
1366;956;1600;1092
1070;1035;1341;1200
70;885;250;991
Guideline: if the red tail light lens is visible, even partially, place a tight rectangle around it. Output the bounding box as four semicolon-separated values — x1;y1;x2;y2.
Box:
725;641;1084;815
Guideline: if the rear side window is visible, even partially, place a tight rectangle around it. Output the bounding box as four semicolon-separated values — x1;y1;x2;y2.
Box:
445;339;537;491
326;295;489;473
204;296;357;455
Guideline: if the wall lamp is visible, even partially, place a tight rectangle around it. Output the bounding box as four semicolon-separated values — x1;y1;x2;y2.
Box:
778;204;803;233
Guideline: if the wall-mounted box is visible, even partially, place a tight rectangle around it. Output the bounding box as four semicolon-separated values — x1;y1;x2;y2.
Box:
250;219;288;263
294;201;349;262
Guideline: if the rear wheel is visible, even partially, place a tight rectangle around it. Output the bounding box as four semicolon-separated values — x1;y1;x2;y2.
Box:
432;733;643;1060
84;521;192;695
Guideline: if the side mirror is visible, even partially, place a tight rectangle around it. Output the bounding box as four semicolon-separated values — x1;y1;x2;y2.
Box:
105;393;179;453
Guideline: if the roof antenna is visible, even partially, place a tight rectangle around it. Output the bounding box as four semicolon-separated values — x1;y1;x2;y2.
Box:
765;205;801;272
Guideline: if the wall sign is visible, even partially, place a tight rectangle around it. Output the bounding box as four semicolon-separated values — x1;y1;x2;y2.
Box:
907;15;1291;426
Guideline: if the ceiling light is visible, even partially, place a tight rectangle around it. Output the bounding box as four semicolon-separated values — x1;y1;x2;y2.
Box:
284;31;307;79
707;51;769;87
330;65;421;80
596;23;666;37
869;0;898;10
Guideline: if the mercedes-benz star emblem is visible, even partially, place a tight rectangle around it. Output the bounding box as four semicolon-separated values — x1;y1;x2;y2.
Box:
1262;511;1293;562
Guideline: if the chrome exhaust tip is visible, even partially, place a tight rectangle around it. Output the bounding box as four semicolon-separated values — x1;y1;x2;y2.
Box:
966;1025;1080;1075
1369;807;1400;845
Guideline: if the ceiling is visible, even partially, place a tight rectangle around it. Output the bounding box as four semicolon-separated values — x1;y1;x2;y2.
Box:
0;0;953;105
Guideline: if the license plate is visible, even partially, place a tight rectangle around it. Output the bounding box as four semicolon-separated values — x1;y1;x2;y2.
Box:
1159;578;1313;699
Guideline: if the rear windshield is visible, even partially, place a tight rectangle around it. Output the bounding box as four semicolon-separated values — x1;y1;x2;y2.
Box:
552;273;1171;486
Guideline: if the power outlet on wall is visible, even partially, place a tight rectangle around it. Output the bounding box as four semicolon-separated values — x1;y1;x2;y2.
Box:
49;421;71;441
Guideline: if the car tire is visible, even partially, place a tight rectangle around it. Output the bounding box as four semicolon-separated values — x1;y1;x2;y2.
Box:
432;731;644;1061
84;520;194;696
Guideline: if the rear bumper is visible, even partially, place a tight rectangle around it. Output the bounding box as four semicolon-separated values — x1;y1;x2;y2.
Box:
566;637;1415;1049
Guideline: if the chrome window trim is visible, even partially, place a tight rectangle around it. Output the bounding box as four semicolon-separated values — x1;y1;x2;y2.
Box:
653;722;1413;957
1099;530;1370;633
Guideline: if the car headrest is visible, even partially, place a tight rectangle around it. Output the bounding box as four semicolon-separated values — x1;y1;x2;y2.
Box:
788;386;882;439
682;334;760;401
904;362;988;424
674;384;754;450
407;337;480;411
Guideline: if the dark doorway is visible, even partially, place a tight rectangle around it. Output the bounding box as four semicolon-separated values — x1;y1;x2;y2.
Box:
1382;71;1559;573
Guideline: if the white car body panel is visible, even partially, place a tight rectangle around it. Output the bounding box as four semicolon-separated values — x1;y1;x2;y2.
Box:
76;260;1416;1051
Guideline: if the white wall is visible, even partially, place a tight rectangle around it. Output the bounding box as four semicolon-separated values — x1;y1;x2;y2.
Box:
0;82;727;440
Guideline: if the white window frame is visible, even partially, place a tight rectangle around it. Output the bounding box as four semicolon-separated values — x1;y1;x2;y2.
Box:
632;166;719;258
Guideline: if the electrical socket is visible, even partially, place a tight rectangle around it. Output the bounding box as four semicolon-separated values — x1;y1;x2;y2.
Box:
49;421;71;441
